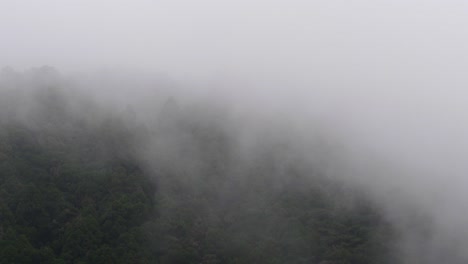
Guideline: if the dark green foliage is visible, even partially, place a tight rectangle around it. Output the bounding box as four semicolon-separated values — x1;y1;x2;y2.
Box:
0;105;156;263
142;103;396;264
0;73;395;263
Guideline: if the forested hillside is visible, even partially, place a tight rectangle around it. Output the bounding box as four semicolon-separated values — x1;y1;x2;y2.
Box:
0;68;396;263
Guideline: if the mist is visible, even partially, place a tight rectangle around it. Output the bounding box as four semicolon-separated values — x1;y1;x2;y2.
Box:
2;0;468;263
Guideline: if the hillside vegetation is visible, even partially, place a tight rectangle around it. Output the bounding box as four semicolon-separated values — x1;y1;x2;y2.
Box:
0;68;395;263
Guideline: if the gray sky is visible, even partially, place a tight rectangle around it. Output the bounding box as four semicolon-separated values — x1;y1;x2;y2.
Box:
2;0;468;76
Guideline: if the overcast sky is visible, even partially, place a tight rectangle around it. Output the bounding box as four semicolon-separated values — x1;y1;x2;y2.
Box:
2;0;467;76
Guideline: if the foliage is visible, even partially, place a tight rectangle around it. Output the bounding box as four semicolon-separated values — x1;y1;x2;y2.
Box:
0;70;395;263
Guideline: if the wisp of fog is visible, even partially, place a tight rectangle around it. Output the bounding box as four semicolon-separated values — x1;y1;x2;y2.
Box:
2;0;468;263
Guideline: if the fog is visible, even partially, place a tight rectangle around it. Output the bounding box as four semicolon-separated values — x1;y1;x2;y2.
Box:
2;0;468;263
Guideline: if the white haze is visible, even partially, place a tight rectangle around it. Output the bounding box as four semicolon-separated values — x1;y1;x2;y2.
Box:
3;0;468;262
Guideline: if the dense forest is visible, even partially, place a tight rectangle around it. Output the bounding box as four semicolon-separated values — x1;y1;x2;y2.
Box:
0;68;396;263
